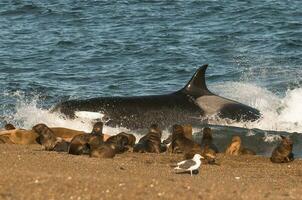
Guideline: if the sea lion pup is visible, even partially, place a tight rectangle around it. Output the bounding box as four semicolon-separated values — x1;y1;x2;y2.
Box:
4;123;16;130
225;136;256;156
270;135;294;163
171;124;202;154
90;144;116;158
200;127;219;153
182;124;193;140
133;124;163;153
163;124;193;152
68;122;104;155
184;144;217;164
105;132;136;153
32;123;65;151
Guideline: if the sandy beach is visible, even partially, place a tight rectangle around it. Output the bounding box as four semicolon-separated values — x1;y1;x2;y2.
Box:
0;144;301;200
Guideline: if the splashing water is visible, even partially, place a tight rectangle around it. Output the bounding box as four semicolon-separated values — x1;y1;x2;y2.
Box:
211;82;302;133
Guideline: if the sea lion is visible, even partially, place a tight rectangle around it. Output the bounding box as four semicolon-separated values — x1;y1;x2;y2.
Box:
4;123;16;130
184;144;217;164
270;135;294;163
68;122;104;155
225;136;256;156
105;132;136;153
182;124;193;140
171;124;202;155
0;135;14;144
0;128;39;145
200;127;219;153
133;124;163;153
90;144;116;158
32;123;61;151
162;124;193;147
49;128;84;142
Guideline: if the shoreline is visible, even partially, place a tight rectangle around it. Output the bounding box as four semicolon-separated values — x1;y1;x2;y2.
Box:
1;144;302;200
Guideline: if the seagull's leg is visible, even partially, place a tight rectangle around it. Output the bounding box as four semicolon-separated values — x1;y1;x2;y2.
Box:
190;170;192;176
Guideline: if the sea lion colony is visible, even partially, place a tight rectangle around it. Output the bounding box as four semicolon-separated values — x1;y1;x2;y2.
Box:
0;122;295;165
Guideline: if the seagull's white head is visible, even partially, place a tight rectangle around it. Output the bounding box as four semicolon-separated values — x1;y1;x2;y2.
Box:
193;154;204;161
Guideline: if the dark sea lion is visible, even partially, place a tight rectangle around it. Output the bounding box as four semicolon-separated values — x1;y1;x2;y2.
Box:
182;124;193;140
68;122;104;155
270;135;294;163
225;136;256;156
105;132;136;153
4;123;16;130
184;144;217;164
171;124;202;155
201;145;217;164
163;124;193;152
133;124;163;153
32;123;59;151
200;127;219;153
52;138;70;152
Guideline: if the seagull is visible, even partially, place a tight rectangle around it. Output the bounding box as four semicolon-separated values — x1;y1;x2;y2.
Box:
174;154;204;176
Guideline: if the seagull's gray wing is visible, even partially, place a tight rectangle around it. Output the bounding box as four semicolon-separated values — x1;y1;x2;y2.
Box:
178;159;196;170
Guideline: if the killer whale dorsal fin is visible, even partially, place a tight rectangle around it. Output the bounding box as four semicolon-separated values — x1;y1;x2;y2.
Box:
181;64;211;96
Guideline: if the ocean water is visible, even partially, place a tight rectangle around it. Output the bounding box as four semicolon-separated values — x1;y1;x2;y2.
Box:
0;1;302;155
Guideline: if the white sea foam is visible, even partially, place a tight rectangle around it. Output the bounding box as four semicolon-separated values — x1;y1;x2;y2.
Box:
211;82;302;133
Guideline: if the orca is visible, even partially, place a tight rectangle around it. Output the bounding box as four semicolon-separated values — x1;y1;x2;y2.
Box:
52;65;261;129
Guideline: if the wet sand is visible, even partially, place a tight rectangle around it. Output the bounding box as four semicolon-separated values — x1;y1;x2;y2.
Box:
0;144;301;200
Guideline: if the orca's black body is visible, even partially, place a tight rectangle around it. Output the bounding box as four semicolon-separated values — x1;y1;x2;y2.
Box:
53;65;261;129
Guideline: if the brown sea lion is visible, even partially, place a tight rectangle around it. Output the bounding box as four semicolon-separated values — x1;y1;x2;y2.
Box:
32;123;60;151
270;135;294;163
184;144;217;164
171;124;202;155
133;124;163;153
163;124;193;145
90;144;116;158
105;132;136;153
68;122;104;155
0;123;90;145
225;136;256;156
201;145;217;164
182;124;193;140
0;128;38;145
49;128;84;142
0;135;14;144
200;127;219;153
51;127;110;141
